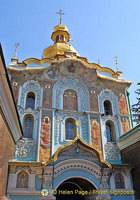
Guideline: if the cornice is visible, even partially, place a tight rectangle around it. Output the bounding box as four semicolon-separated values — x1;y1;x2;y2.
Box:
117;125;140;150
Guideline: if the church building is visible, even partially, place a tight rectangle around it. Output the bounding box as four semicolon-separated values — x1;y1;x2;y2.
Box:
6;14;135;200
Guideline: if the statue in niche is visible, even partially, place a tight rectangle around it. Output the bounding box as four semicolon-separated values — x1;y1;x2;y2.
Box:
63;89;78;111
91;120;101;149
16;171;28;188
122;118;130;134
119;93;128;114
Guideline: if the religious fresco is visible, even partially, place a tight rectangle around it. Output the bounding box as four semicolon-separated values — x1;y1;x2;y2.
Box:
43;66;60;80
119;93;128;114
122;118;130;134
91;120;101;150
67;62;75;73
39;117;51;161
63;89;78;111
40;117;50;147
16;171;28;188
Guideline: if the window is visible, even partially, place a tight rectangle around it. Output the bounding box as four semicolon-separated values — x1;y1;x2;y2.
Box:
56;35;59;42
65;118;76;140
26;92;35;109
60;34;64;41
104;100;112;115
106;121;116;142
115;174;125;189
63;89;78;111
16;171;28;188
23;115;34;138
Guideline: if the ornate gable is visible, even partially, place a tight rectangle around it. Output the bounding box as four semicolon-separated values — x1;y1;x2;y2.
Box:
58;140;99;160
44;135;111;168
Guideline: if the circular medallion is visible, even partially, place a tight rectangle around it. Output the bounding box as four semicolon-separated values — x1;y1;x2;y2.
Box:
75;121;81;126
41;188;49;196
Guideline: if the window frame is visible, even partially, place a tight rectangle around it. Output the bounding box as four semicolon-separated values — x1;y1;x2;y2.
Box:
65;118;76;141
105;121;116;142
26;92;35;109
104;100;113;116
23;114;34;138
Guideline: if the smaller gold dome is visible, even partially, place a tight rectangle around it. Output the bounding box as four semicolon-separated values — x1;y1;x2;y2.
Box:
54;24;68;32
51;24;70;42
42;23;79;59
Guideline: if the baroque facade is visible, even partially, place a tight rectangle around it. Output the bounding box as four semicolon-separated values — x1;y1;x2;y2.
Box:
6;22;135;200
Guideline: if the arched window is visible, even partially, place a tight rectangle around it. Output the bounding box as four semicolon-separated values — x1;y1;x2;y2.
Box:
104;100;112;115
115;174;125;189
16;171;28;188
23;115;34;138
60;34;64;41
106;121;116;142
63;89;78;111
65;118;76;140
56;35;59;42
26;92;35;109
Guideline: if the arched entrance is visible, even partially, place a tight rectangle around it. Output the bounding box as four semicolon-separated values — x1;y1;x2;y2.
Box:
54;178;96;200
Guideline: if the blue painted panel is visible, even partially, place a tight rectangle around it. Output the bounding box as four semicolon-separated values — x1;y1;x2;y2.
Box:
35;175;42;190
67;80;73;85
24;63;50;69
106;159;122;165
9;195;40;200
97;70;117;79
53;169;100;190
110;194;134;200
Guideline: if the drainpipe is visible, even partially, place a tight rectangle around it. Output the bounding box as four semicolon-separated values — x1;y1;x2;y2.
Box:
127;91;133;128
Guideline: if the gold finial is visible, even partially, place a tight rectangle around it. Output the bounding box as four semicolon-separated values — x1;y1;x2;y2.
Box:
57;9;65;25
114;56;119;71
14;43;20;58
97;58;101;65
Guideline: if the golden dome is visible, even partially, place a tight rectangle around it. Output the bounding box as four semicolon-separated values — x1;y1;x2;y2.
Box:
42;24;79;59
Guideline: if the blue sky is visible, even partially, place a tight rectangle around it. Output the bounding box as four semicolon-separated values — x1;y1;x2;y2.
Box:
0;0;140;108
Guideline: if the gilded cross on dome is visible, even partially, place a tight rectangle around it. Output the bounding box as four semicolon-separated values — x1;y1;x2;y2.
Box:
14;43;20;59
97;58;101;65
114;56;119;71
57;9;65;24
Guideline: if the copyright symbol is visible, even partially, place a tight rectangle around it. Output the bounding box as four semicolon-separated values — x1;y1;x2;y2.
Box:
53;190;57;195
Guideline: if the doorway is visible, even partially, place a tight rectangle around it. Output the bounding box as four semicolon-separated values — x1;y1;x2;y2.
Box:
54;178;96;200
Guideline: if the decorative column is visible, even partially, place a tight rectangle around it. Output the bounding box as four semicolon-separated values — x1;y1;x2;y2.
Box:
39;166;56;200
